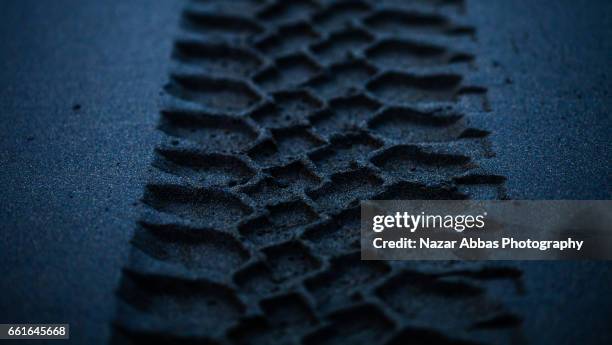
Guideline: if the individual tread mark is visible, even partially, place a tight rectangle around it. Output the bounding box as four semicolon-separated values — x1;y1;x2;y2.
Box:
367;107;464;143
306;60;377;99
301;207;361;256
143;184;252;228
304;253;390;313
239;200;320;246
254;54;322;92
166;75;261;112
247;140;282;167
362;9;474;37
257;0;320;25
256;22;321;57
117;271;245;337
229;293;318;345
159;111;259;152
173;41;263;78
307;168;384;210
234;262;278;296
267;200;320;229
260;293;318;327
375;270;509;333
240;216;286;247
312;0;372;32
228;317;281;345
309;132;383;175
309;94;381;137
266;127;327;163
132;223;250;273
262;241;321;283
302;305;395;345
366;72;462;104
251;90;323;128
365;39;473;69
153;149;256;186
310;28;374;64
265;161;322;192
240;177;291;207
370;144;472;183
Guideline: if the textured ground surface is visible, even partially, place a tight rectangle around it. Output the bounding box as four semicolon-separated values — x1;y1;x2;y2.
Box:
115;0;517;343
0;0;610;344
111;0;611;344
468;0;612;200
0;0;182;343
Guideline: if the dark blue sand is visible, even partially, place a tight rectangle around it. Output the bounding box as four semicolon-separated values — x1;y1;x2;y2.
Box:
466;1;612;343
468;0;612;200
0;0;181;343
0;0;610;344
